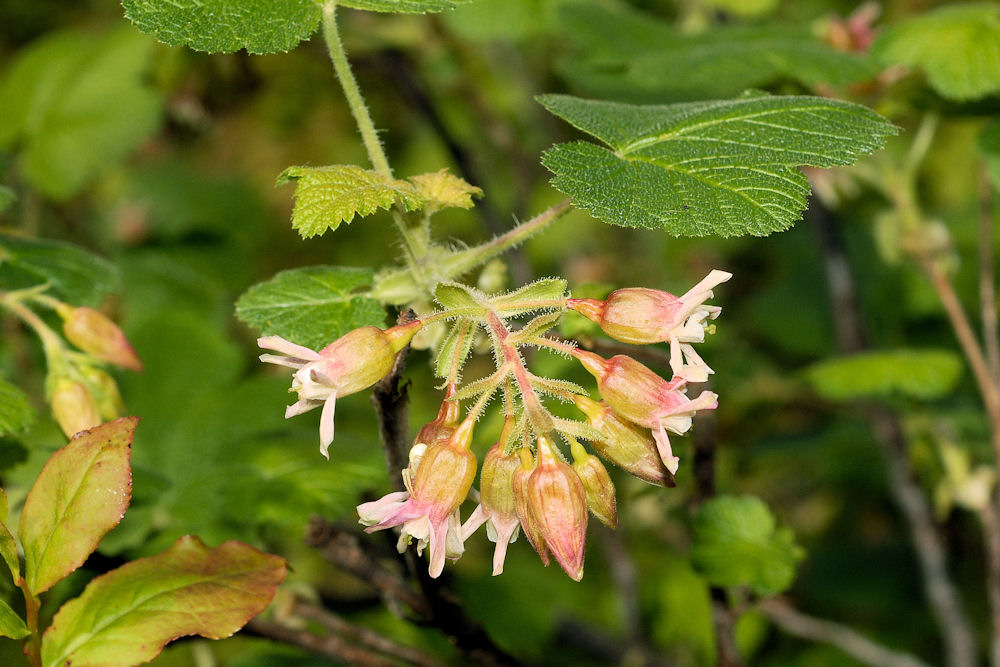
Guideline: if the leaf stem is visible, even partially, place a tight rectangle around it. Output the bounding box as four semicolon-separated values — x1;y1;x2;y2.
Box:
19;580;41;667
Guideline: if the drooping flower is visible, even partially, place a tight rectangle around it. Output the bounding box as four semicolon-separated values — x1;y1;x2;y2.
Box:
512;448;550;566
60;306;143;371
461;443;522;575
569;437;617;529
574;395;674;487
567;270;731;380
358;417;478;578
573;350;717;475
527;434;588;581
258;321;421;458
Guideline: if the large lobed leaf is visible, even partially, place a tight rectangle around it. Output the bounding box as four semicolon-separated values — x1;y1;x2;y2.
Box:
0;233;120;308
540;93;896;237
873;3;1000;102
0;27;160;200
0;378;34;436
691;495;804;595
805;348;963;401
41;535;286;667
236;265;386;350
20;418;138;596
557;3;875;102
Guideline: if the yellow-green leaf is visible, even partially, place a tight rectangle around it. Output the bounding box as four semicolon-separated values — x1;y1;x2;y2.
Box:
0;599;28;640
20;417;137;595
805;348;962;401
409;169;482;212
41;535;286;667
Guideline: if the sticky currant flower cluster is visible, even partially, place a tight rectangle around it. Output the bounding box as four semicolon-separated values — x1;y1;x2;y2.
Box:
257;270;730;580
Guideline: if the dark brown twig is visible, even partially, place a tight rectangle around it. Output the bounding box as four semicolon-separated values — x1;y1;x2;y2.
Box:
246;617;397;667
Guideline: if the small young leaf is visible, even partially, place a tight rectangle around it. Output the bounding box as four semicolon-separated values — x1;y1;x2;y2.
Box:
279;165;422;239
0;378;35;436
341;0;473;12
122;0;321;55
873;3;1000;101
41;535;286;667
540;94;896;237
435;319;476;378
434;282;488;315
20;417;137;596
490;278;567;315
0;599;28;640
805;348;963;401
409;169;482;212
236;266;385;351
0;27;160;199
691;494;804;595
0;233;120;307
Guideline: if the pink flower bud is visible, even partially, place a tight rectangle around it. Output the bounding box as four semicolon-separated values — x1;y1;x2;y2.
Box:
259;320;422;459
359;418;477;578
574;396;674;487
512;448;550;567
573;350;717;475
61;307;143;372
50;378;102;438
569;438;617;529
461;443;522;575
528;434;588;581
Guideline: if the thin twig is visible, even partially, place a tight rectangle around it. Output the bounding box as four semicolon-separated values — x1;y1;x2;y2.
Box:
246;617;397;667
811;201;976;667
979;165;1000;383
759;599;933;667
372;310;418;493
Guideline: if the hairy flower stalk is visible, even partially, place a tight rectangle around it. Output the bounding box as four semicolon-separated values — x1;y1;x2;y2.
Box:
573;350;718;474
258;320;422;458
359;416;478;577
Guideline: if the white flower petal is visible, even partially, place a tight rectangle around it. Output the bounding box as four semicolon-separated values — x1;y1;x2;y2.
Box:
318;391;338;459
257;336;322;360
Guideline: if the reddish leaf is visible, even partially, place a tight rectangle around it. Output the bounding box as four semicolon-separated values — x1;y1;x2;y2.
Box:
41;536;286;667
19;417;137;595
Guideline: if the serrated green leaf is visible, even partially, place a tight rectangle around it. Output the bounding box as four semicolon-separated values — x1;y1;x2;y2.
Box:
435;319;475;378
805;348;963;401
0;186;14;215
0;27;160;199
540;94;896;236
236;266;385;351
0;599;28;640
873;3;1000;102
691;494;804;595
41;535;285;667
20;417;137;596
434;282;488;314
490;278;567;314
0;378;34;436
122;0;321;54
0;233;120;307
557;4;875;102
278;165;422;239
341;0;472;12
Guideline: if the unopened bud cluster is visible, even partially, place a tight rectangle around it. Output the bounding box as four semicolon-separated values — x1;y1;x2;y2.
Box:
258;270;730;580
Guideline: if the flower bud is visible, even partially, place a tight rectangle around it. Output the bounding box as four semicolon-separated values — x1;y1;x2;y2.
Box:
79;366;124;421
512;448;550;566
61;306;143;371
528;434;588;581
461;443;522;575
414;384;460;448
50;378;102;438
574;396;674;487
570;438;617;529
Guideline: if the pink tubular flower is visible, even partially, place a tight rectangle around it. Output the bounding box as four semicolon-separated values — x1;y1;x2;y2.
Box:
258;321;421;458
527;434;588;581
461;444;522;575
512;448;550;567
358;418;478;578
573;350;717;475
574;396;674;487
567;270;731;381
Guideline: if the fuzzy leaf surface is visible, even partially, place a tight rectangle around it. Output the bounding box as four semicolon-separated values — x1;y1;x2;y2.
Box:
121;0;321;54
0;233;120;307
540;94;895;236
41;535;286;667
0;27;160;199
691;494;804;595
435;320;475;378
409;169;482;211
805;348;962;401
0;378;34;436
873;3;1000;101
20;418;137;595
558;4;874;101
490;278;567;314
279;165;422;238
236;266;385;351
434;282;488;315
0;600;28;640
